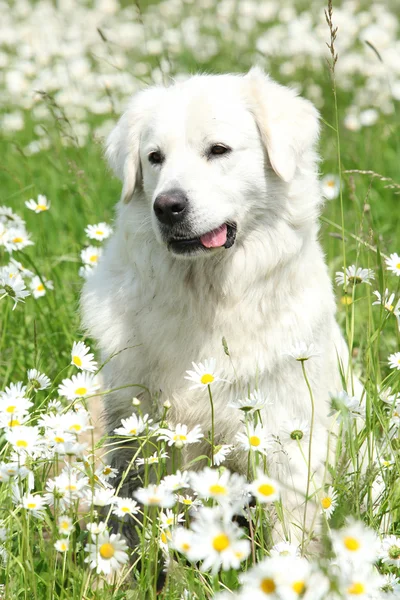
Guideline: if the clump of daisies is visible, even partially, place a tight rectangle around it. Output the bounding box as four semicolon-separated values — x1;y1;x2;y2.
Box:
79;221;112;278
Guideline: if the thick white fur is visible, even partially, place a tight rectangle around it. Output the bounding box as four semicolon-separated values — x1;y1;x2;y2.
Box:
82;68;349;545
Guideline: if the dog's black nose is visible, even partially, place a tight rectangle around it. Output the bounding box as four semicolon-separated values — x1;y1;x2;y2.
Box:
154;190;188;225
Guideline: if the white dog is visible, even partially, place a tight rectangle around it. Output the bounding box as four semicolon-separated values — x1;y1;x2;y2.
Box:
82;68;350;547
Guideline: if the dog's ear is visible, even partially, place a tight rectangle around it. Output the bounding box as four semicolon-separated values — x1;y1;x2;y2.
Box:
245;67;320;183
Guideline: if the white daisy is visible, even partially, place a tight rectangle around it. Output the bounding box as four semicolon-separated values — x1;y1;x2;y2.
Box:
0;382;27;401
184;358;222;389
57;515;74;536
114;413;152;437
0;273;30;309
341;567;384;599
389;402;400;430
236;423;272;456
321;174;340;200
3;227;34;252
6;426;41;455
95;464;119;481
8;258;34;279
378;535;400;568
228;389;272;412
161;471;190;492
0;206;25;228
157;423;203;447
286;342;319;362
270;541;300;557
159;509;185;529
134;484;175;508
240;556;311;598
58;372;100;400
86;522;107;536
372;289;400;314
320;486;338;519
385;253;400;276
190;468;247;509
54;539;69;552
388;352;400;371
171;527;196;560
85;531;129;575
335;265;374;287
0;413;29;429
85;222;113;241
249;471;280;503
81;245;103;266
84;487;116;508
25;194;50;213
136;450;168;466
329;390;365;422
279;419;310;447
22;493;47;519
70;341;97;372
65;410;93;434
30;276;53;299
0;394;32;416
213;444;234;466
331;519;378;565
112;497;139;519
27;369;51;391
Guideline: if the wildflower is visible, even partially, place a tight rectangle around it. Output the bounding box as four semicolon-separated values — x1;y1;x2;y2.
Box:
85;222;113;241
177;494;202;512
270;541;300;557
158;423;203;447
45;469;89;508
95;464;119;481
286;342;319;362
86;522;107;536
389;402;400;430
0;206;25;228
159;509;185;529
0;382;27;401
331;519;378;565
84;487;116;508
54;539;69;552
236;423;272;456
112;497;139;519
44;429;75;455
161;471;190;492
30;275;53;299
372;289;400;314
0;394;32;416
385;253;400;276
8;258;34;279
341;567;384;598
229;389;271;412
190;468;247;509
0;413;29;429
136;450;168;466
58;372;99;400
71;341;97;372
240;556;311;598
27;369;51;391
114;413;152;437
57;515;74;536
321;174;340;200
381;573;400;596
249;471;280;503
188;507;251;574
279;419;310;446
4;227;34;252
329;390;365;422
378;535;400;568
388;352;400;371
81;245;102;266
25;195;50;213
335;265;374;287
0;273;30;309
184;358;222;389
134;484;175;508
65;410;93;434
213;444;234;466
320;486;338;519
85;531;129;575
22;493;47;519
171;527;196;560
6;426;41;455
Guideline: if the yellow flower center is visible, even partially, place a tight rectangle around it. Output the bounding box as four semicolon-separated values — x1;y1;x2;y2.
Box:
70;423;82;432
54;436;64;443
344;536;360;551
200;373;214;385
212;533;230;552
27;502;37;509
209;484;227;496
397;262;400;270
75;387;87;396
65;484;77;491
129;428;137;434
148;496;161;505
321;497;332;509
121;506;130;513
6;406;16;413
341;296;353;305
327;180;335;187
89;255;98;263
59;542;68;551
99;542;115;559
72;355;82;366
258;483;275;497
37;204;47;211
95;230;103;235
182;542;191;551
161;531;168;544
182;499;192;505
103;467;111;475
13;237;23;243
173;434;187;441
36;284;44;292
9;419;20;427
61;522;69;530
292;581;305;594
249;435;261;447
260;578;276;594
347;582;365;595
16;440;28;447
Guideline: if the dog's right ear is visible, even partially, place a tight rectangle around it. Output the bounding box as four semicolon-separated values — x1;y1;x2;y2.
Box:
105;88;162;204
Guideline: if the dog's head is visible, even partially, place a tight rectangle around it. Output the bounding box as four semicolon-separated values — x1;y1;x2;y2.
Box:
106;68;319;258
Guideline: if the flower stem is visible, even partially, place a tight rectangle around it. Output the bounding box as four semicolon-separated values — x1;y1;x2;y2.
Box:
208;385;215;467
300;360;315;555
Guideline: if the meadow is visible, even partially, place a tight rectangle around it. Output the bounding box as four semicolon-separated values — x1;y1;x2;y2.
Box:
0;0;400;598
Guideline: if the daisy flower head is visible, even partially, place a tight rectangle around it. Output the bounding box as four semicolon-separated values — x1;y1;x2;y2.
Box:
213;444;234;466
85;530;129;575
388;352;400;371
134;484;175;508
320;486;338;519
0;205;25;228
84;487;116;508
240;556;312;599
54;539;69;553
85;222;113;241
329;390;365;423
385;253;400;277
58;372;100;400
0;273;30;309
184;358;222;389
171;527;196;560
0;382;27;402
4;226;34;252
30;276;53;299
57;515;74;536
6;426;41;455
81;245;103;266
389;402;400;430
9;258;34;279
95;464;119;481
331;519;378;565
25;194;50;213
161;470;190;492
249;471;280;504
286;342;319;362
229;389;272;412
86;521;107;536
136;450;169;466
321;174;340;200
70;341;97;372
381;573;400;596
341;567;384;599
189;507;251;574
0;394;32;416
279;419;310;447
27;369;51;391
335;265;374;287
157;423;203;448
112;497;139;519
159;509;185;529
22;493;47;519
114;413;152;437
378;535;400;568
270;541;300;558
65;409;93;435
190;467;247;509
0;413;29;429
236;423;272;456
372;289;400;314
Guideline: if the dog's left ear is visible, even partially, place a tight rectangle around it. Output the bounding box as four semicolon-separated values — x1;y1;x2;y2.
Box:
245;67;320;183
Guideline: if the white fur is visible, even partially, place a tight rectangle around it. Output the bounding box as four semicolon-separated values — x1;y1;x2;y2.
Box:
82;69;349;545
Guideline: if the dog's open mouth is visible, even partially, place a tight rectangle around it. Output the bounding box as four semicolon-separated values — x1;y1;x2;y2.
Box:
168;223;237;255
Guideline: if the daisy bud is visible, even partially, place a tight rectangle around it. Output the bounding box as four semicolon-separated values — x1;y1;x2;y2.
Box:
163;400;171;409
132;397;141;406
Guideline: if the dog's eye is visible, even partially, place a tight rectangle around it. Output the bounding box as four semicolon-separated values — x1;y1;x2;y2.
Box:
148;151;164;165
209;144;231;157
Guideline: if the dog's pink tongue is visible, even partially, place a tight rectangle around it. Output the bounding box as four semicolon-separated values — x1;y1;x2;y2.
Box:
200;224;227;248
